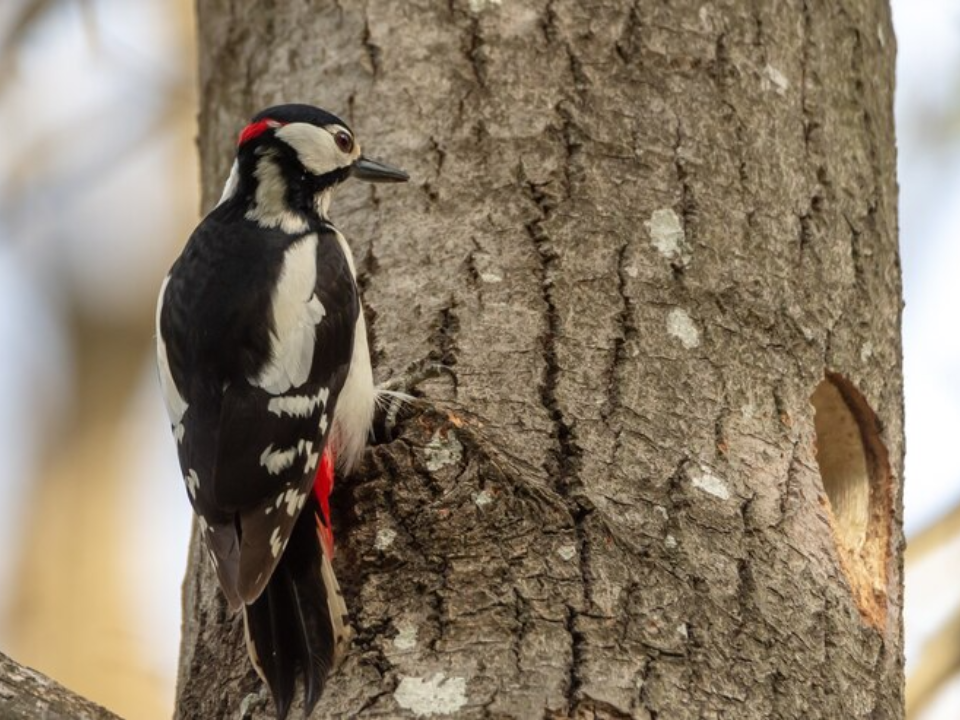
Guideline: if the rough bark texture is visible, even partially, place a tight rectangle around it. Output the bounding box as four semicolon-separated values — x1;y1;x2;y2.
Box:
0;651;122;720
178;0;903;718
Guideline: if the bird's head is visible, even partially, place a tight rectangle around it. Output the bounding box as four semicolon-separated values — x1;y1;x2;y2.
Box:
221;103;408;226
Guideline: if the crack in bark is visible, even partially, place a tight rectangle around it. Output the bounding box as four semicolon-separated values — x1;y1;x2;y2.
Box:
638;658;660;720
361;16;381;77
614;0;643;65
845;203;868;287
466;239;483;288
673;120;695;277
429;135;447;178
777;438;802;530
456;5;488;90
522;180;592;709
565;502;595;706
796;1;829;265
666;456;692;513
522;179;581;487
800;0;815;156
566;47;589;93
846;19;878;292
748;0;764;47
710;32;732;91
353;688;394;716
520;95;592;703
604;240;632;426
540;0;559;45
511;588;531;681
430;296;461;367
358;246;385;368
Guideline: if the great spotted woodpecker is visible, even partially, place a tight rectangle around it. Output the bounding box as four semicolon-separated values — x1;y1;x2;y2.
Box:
155;104;408;718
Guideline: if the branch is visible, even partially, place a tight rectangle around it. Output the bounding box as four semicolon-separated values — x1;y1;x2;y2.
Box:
0;651;122;720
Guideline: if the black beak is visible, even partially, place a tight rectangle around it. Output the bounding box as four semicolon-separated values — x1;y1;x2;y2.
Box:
350;156;409;183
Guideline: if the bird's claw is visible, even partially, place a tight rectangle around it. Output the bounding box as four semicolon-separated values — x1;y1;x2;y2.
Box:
372;360;457;443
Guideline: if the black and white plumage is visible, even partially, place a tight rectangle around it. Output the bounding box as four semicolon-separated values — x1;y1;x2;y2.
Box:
155;104;407;719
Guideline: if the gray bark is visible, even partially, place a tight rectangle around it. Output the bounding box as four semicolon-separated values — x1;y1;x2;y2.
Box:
0;651;121;719
178;0;904;718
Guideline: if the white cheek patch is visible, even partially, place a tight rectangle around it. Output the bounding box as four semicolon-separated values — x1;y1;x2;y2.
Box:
275;123;355;176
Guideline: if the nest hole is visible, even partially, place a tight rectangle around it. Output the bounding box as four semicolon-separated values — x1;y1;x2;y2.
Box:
810;372;892;628
811;379;870;549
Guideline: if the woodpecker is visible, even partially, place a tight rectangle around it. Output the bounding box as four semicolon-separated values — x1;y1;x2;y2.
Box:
155;103;408;718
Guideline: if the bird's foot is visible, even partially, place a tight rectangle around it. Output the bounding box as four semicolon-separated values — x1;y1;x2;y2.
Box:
372;360;456;444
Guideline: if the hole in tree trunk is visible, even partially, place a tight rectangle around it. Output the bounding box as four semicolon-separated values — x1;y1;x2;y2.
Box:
810;372;892;629
811;379;871;550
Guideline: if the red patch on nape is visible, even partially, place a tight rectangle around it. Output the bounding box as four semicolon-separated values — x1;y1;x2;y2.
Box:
237;118;284;146
313;449;336;557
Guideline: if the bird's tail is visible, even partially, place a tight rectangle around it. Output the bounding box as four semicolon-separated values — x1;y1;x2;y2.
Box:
242;491;350;719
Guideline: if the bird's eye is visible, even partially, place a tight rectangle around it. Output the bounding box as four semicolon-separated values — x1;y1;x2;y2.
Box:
334;131;354;153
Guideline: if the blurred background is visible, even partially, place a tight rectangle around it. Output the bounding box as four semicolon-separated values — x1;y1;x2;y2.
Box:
0;0;955;718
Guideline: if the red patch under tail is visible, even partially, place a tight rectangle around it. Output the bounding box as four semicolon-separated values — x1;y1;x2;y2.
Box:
313;449;336;558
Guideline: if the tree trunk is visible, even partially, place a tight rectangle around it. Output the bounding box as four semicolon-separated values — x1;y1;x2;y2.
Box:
177;1;903;718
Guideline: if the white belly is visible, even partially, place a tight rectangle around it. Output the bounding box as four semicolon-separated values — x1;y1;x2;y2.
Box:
329;228;375;471
332;308;375;471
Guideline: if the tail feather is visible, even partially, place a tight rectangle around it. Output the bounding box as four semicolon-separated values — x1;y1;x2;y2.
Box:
283;572;319;710
243;580;296;719
242;496;350;719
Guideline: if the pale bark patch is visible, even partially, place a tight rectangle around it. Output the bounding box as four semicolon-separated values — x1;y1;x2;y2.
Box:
394;674;468;716
666;308;701;349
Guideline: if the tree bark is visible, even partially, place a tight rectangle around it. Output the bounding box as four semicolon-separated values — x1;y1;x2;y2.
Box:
178;0;903;718
0;651;121;719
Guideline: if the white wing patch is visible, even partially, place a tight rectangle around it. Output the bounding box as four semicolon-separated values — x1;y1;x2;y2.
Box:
267;387;330;418
253;234;327;394
185;469;200;500
281;487;308;517
259;439;317;476
259;444;299;475
305;441;321;473
156;276;189;426
269;526;283;558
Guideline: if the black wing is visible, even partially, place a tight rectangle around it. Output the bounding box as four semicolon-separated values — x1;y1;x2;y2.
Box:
159;219;357;608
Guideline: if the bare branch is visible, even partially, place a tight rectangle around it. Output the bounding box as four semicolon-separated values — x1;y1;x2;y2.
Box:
0;651;122;720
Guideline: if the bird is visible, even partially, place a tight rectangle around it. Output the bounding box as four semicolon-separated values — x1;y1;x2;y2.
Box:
155;103;408;718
